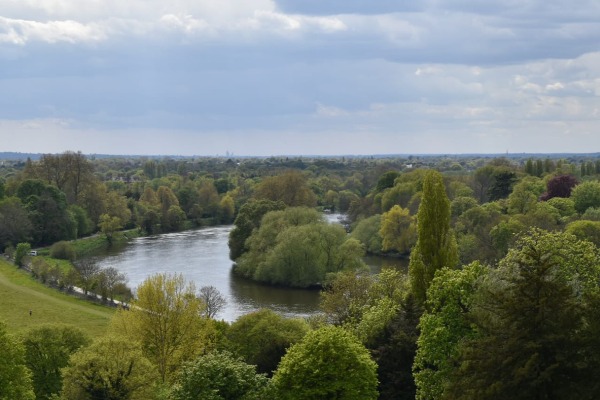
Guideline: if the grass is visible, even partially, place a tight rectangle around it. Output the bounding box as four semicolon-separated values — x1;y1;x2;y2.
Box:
0;259;115;338
70;229;142;258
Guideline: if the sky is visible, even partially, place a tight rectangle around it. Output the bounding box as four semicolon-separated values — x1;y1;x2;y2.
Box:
1;0;600;156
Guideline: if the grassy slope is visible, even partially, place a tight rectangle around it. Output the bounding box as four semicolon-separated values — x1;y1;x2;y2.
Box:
0;259;114;338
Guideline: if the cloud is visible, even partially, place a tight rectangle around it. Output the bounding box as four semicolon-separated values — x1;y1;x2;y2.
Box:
2;0;600;155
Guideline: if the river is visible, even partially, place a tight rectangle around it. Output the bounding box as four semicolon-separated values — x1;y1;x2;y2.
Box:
93;218;408;322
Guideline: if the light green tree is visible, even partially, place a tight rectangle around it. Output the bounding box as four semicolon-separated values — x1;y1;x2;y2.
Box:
413;262;488;400
110;273;209;382
0;321;35;400
98;213;123;243
409;170;458;304
270;326;378;399
15;242;31;267
379;205;416;254
61;336;158;400
169;351;268;400
351;214;383;254
571;180;600;214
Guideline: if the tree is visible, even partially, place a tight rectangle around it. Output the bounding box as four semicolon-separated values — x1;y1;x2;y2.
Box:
96;267;127;303
253;171;317;207
170;351;268;400
445;230;600;400
413;262;488;400
565;219;600;248
375;171;400;192
236;208;365;287
379;205;416;254
320;270;374;326
226;309;309;376
110;273;207;382
409;170;458;305
15;242;32;267
270;325;378;399
22;324;90;400
74;259;101;296
0;197;32;250
0;321;35;400
228;199;285;260
351;214;383;254
61;336;158;400
487;167;517;201
540;174;578;200
571;180;600;214
199;285;226;319
98;213;123;243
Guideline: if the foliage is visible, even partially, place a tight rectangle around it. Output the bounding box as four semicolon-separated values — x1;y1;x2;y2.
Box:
236;207;365;287
226;309;309;376
228;199;285;260
110;273;209;382
449;196;478;219
379;205;416;254
169;351;268;400
0;196;32;250
15;242;32;267
22;324;90;400
351;214;383;254
566;219;600;247
413;262;488;400
61;335;159;400
409;170;458;304
445;230;600;399
571;180;600;214
375;171;401;192
49;241;76;261
0;320;35;400
253;170;317;207
320;270;373;326
540;173;578;200
73;259;101;296
98;213;123;243
369;293;421;400
270;325;379;400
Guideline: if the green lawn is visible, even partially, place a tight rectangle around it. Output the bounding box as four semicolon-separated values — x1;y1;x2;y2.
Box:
0;259;114;337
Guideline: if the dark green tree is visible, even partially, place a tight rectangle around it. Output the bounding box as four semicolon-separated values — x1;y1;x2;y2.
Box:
409;170;458;304
22;324;90;400
226;309;309;376
445;230;600;400
228;199;285;260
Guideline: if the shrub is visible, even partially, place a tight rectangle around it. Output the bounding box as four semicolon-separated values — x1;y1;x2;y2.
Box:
50;241;76;261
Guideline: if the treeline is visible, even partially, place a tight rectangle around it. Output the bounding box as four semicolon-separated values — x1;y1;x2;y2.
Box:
3;228;600;399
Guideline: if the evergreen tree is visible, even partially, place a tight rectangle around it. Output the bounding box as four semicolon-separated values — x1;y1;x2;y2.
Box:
409;170;458;304
445;230;600;400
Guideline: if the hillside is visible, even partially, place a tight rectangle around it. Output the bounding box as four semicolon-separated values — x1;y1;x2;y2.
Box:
0;259;114;337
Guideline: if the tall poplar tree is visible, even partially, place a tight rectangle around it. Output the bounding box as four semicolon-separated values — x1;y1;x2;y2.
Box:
408;170;458;305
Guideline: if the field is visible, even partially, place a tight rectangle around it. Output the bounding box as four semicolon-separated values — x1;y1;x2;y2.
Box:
0;259;114;337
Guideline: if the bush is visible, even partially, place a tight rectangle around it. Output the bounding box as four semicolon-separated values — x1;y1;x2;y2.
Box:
15;242;31;267
50;241;76;261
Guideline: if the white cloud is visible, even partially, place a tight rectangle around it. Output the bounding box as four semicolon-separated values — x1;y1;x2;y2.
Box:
0;16;108;44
